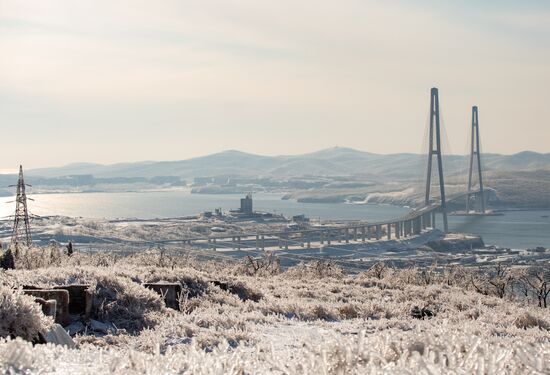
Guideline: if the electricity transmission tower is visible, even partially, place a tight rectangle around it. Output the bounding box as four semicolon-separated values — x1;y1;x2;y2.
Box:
11;165;33;252
424;87;448;232
466;105;485;214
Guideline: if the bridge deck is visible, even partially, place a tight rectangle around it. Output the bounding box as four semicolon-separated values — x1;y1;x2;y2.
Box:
175;190;482;242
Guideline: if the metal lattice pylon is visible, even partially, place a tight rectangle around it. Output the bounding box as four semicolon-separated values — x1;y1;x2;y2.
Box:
11;165;32;252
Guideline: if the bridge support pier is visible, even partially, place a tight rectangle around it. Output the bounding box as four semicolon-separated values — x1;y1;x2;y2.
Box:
327;230;331;245
361;227;366;242
376;225;381;240
387;223;392;240
395;223;400;239
413;218;421;235
208;238;216;251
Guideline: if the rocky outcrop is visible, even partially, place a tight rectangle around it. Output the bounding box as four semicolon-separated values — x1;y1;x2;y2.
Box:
425;235;485;252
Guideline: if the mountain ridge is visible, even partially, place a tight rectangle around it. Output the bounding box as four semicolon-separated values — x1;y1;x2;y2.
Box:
26;147;550;179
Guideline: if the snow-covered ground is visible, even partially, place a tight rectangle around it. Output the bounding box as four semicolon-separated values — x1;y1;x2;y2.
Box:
1;250;549;374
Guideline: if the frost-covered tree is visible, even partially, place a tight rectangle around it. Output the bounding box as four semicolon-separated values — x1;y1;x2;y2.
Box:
521;266;550;308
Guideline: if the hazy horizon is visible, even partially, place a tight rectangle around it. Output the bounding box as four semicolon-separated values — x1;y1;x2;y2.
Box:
2;0;549;169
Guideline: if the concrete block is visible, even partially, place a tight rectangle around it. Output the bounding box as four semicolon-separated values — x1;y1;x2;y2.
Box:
24;289;70;326
65;321;86;336
90;319;117;334
34;298;57;320
39;324;75;348
143;283;182;310
54;284;92;319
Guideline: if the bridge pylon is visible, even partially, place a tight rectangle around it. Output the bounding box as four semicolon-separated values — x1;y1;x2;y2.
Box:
466;106;485;213
424;88;448;232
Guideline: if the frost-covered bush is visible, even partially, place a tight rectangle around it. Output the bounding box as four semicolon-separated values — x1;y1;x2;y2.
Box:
0;285;52;341
2;245;68;270
3;266;166;333
233;254;280;276
91;273;166;332
514;312;550;330
286;260;345;279
0;323;548;374
1;250;549;373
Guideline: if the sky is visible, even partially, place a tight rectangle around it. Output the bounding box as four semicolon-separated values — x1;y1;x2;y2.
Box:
1;0;549;169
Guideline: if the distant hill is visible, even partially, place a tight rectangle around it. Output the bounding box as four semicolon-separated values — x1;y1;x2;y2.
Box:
27;147;550;180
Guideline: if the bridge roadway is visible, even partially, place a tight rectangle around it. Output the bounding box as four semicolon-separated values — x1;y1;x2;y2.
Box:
156;189;483;252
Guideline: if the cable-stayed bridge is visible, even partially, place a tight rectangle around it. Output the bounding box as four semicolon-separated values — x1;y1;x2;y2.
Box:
164;87;490;252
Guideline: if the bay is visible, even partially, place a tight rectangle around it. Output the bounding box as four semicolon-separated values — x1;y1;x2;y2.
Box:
0;190;548;249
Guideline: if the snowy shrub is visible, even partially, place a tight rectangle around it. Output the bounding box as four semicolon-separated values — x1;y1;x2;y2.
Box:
89;273;167;332
514;312;549;330
1;250;549;373
0;286;52;341
286;260;344;279
233;254;280;276
0;249;15;270
0;324;548;374
220;280;263;302
3;266;166;333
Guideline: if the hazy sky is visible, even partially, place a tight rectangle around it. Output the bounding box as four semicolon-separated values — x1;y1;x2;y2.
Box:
1;0;549;169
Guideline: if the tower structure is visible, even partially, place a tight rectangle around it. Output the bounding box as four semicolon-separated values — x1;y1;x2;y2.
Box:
424;88;448;232
466;106;485;213
11;165;32;252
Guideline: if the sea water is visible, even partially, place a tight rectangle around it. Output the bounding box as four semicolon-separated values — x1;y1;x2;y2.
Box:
0;190;548;249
